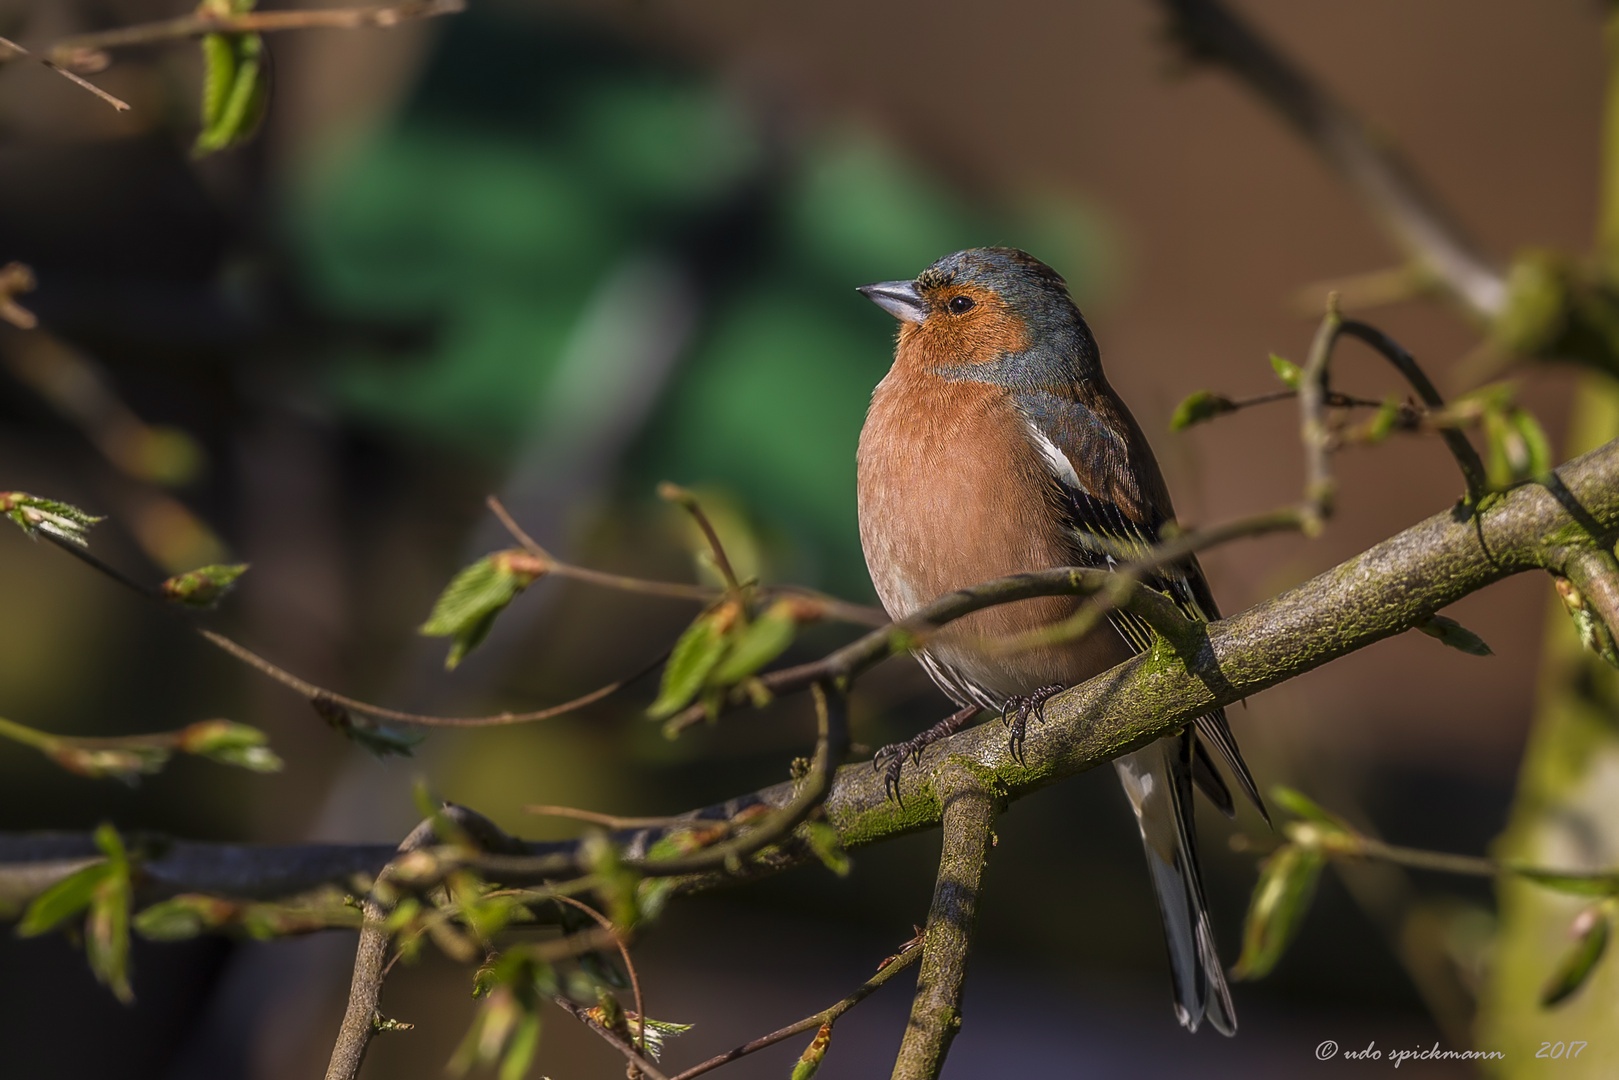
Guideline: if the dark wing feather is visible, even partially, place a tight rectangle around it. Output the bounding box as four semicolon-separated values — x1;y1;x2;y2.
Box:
1019;386;1267;822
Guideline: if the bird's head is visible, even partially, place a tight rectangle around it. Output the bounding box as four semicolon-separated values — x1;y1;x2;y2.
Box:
857;247;1100;385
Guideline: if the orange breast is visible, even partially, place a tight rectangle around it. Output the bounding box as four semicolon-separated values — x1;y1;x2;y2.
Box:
855;366;1133;701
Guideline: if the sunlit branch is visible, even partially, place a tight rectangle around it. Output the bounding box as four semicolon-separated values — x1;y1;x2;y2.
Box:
552;997;671;1080
547;893;647;1055
487;495;887;626
891;777;997;1080
666;933;924;1080
0;35;128;110
45;0;464;70
1156;0;1507;319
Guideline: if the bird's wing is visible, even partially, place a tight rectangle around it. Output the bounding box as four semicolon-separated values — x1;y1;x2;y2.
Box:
1017;385;1266;821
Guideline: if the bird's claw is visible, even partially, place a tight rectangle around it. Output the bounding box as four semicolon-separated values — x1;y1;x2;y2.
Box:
872;729;938;804
872;705;981;804
1000;684;1064;764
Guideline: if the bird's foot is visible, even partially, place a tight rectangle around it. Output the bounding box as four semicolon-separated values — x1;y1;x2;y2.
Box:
872;705;979;803
1000;684;1065;763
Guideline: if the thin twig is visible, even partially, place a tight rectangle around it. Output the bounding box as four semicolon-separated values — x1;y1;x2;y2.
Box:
658;483;742;593
3;437;1619;910
1351;837;1497;878
546;894;646;1055
39;530;167;600
1157;0;1506;319
1298;296;1343;533
552;997;671;1080
41;513;662;729
1291;263;1435;315
325;818;444;1080
488;494;887;624
199;629;662;727
44;0;463;68
642;682;849;877
666;934;925;1080
524;806;688;830
664;564;1200;736
0;35;128;110
1337;319;1488;499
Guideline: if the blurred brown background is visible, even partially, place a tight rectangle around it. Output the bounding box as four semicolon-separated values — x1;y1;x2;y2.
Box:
0;1;1603;1077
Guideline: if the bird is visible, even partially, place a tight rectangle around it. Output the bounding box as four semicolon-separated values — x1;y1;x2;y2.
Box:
854;246;1264;1036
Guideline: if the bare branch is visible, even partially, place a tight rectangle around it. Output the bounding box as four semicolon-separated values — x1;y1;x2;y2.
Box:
524;806;689;831
1297;296;1343;531
1156;0;1507;319
0;35;128;110
44;0;463;69
891;776;997;1080
638;682;850;877
658;482;743;593
1337;319;1489;498
552;997;671;1080
547;893;647;1056
199;629;663;728
667;934;924;1080
3;439;1617;913
487;494;886;625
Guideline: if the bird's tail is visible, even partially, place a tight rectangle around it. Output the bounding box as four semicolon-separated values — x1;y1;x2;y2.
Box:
1112;732;1237;1035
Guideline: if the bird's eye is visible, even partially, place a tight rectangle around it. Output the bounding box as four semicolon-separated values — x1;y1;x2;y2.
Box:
947;295;976;315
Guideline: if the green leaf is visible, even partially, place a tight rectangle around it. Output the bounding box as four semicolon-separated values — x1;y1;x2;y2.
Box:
0;491;102;547
632;1015;694;1061
176;719;283;772
1231;843;1325;980
1479;397;1551;491
1269;352;1303;390
452;950;557;1079
311;695;424;759
1511;406;1552;478
1553;576;1619;669
498;1012;541;1080
1168;390;1237;432
161;564;248;608
1364;395;1402;444
646;603;738;720
134;894;237;941
1270;785;1354;832
1509;865;1619;897
419;550;547;670
48;744;171;783
792;1021;833;1080
18;860;110;937
709;600;799;685
1415;614;1493;656
194;31;267;156
28;825;136;1002
804;820;851;877
1541;907;1610;1007
86;854;133;1003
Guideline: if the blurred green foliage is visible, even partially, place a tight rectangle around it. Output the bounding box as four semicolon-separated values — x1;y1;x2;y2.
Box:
284;9;1109;597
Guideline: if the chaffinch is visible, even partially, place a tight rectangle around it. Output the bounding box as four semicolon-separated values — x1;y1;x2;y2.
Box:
855;246;1264;1036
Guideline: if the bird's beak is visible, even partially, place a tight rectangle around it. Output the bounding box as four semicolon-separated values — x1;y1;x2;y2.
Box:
857;280;927;324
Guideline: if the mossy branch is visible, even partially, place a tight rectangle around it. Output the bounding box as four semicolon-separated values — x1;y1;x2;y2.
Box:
3;435;1615;910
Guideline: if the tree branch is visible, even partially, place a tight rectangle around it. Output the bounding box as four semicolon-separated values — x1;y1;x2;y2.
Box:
1156;0;1507;319
891;776;997;1080
44;0;464;69
2;438;1616;911
551;997;671;1080
0;35;128;111
666;934;924;1080
486;494;887;626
